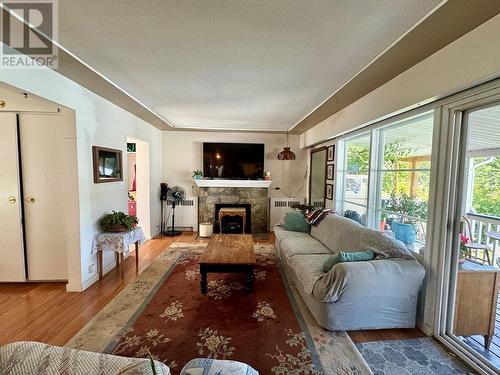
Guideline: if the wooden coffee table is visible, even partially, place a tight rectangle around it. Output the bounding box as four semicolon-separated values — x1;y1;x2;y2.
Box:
198;234;256;294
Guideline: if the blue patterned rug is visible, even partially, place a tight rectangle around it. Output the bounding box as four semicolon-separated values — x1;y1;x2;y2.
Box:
356;337;475;374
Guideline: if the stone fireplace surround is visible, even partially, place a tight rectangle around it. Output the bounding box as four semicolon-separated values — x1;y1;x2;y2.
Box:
198;187;268;233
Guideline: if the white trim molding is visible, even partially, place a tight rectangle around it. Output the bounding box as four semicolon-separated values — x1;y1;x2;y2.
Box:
194;179;273;188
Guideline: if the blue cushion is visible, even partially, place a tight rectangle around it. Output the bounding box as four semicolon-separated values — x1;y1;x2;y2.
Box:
284;212;310;233
323;250;375;272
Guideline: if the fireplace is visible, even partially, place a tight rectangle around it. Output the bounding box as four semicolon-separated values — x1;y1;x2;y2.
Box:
215;203;251;234
198;187;268;233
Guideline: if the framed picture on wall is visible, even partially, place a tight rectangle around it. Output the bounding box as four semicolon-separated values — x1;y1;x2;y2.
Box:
327;145;335;161
92;146;123;183
326;183;333;200
326;164;334;180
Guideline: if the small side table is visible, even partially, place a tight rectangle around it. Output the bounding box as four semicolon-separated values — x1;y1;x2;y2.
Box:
92;227;145;278
454;260;500;350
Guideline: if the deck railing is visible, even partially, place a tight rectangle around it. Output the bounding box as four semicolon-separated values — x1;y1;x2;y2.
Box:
464;213;500;268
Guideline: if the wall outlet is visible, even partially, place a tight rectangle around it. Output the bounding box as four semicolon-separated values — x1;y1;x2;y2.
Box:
88;263;96;274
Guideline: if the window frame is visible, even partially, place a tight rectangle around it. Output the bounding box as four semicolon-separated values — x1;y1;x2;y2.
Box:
337;110;435;243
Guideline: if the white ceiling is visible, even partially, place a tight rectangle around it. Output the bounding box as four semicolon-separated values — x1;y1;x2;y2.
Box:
57;0;443;132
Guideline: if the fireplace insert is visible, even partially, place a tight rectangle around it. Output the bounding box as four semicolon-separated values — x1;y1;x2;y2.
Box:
214;203;251;234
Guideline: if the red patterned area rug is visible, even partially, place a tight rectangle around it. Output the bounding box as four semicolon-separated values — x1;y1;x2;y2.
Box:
104;251;323;374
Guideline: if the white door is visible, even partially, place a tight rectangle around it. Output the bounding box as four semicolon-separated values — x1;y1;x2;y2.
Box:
0;113;25;281
19;113;67;280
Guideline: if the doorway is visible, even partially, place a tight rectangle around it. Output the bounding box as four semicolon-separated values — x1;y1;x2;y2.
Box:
127;137;151;239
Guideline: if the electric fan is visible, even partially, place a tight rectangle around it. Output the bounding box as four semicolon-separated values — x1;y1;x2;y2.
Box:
165;185;186;236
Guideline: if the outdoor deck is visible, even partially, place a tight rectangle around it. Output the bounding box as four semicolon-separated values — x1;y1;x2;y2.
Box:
461;291;500;369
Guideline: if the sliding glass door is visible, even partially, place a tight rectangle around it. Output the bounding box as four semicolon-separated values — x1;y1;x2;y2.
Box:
441;101;500;373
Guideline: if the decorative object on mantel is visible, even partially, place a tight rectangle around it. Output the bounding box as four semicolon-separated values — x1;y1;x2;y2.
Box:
264;171;271;180
92;226;145;278
92;146;123;183
192;169;203;180
99;211;138;232
277;132;296;160
327;145;335;161
165;185;186;237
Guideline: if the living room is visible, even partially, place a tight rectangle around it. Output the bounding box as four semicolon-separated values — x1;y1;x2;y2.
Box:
1;1;500;374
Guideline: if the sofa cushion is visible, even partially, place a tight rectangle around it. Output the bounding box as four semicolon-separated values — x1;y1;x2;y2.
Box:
118;361;169;375
286;254;333;294
0;341;170;375
275;228;331;262
283;212;310;233
311;214;414;259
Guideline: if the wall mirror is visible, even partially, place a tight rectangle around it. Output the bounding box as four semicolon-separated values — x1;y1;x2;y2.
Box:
92;146;123;183
309;147;326;209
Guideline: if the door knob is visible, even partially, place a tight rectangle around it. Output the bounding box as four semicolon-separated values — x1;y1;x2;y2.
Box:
8;196;16;204
26;196;36;204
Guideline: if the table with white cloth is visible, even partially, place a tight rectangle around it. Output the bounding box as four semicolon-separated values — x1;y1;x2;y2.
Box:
92;227;145;278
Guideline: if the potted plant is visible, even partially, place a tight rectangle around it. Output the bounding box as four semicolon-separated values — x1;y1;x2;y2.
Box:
99;211;138;232
459;233;469;263
383;193;427;244
379;212;387;232
192;169;203;180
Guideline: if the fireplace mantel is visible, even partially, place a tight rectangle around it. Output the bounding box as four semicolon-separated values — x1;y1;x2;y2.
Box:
194;179;273;188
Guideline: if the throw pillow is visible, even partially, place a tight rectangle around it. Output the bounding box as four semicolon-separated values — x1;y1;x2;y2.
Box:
284;212;310;233
323;250;375;273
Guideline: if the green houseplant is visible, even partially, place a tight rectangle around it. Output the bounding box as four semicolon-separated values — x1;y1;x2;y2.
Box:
99;211;138;232
383;193;427;244
192;169;203;180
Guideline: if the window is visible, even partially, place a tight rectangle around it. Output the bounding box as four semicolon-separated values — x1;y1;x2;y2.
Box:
339;133;371;226
337;111;434;250
376;112;433;248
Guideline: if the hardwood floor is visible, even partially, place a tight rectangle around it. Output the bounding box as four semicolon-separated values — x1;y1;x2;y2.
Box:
0;233;198;347
347;328;425;344
0;231;423;348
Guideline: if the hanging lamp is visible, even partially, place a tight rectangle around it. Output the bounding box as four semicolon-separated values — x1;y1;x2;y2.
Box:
278;132;296;160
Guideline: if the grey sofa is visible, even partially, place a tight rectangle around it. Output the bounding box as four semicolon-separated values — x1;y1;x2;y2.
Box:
275;214;425;331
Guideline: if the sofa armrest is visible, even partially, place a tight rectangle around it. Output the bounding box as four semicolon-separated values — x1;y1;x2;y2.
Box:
313;259;425;303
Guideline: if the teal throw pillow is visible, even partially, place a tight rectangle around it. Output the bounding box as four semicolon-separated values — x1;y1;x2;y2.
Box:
284;212;310;233
322;250;375;273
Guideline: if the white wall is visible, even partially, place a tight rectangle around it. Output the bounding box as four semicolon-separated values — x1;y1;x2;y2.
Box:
0;60;163;292
163;131;308;200
301;13;500;147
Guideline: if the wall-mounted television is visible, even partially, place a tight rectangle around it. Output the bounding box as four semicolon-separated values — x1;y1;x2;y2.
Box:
203;142;264;179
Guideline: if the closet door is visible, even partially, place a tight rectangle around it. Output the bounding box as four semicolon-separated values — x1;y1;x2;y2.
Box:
0;113;26;281
19;113;67;280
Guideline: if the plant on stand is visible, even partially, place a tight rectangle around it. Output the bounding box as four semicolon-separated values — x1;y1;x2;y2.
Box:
99;211;138;232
